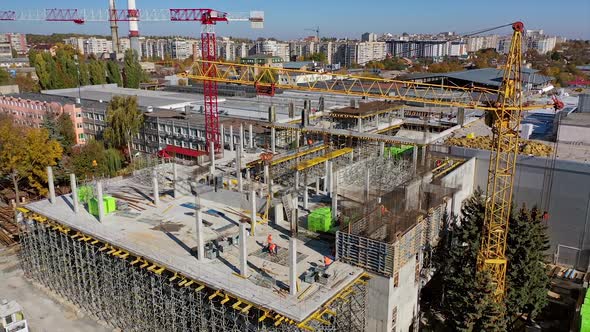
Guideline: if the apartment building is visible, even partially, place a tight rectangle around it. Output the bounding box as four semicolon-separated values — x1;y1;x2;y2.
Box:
64;37;85;54
5;33;27;55
0;35;11;58
0;94;87;145
83;38;113;56
345;41;387;66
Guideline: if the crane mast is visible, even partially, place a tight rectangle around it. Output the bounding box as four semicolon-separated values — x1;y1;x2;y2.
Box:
477;21;524;300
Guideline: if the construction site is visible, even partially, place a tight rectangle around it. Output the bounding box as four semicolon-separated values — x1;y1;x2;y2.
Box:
2;2;585;332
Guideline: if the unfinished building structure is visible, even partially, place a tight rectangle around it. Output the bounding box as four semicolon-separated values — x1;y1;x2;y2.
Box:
16;96;476;332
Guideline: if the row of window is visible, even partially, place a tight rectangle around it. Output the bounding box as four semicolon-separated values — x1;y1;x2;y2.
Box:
83;112;105;121
132;141;202;153
0;100;47;110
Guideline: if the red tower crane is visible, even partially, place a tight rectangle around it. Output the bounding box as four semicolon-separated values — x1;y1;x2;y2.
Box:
170;9;228;154
1;7;264;153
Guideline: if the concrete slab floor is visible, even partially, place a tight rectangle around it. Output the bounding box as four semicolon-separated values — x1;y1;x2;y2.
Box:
0;247;111;332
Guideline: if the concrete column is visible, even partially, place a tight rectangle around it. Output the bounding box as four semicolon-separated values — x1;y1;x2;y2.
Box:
239;222;248;277
264;164;270;186
195;200;205;261
152;169;160;207
295;130;300;149
379;142;385;157
365;167;370;203
331;169;338;221
295;170;300;190
349;149;354;162
70;174;79;213
357;117;362;132
236;146;242;192
173;163;178;198
274;202;284;224
250;189;256;236
325;161;331;195
303;172;309;209
316;177;320;195
47;166;55;204
246;168;250;181
220;123;225;147
240;123;244;150
271;127;276;153
412;145;418;174
289;237;297;296
421;145;427;166
97;181;105;222
229;125;234;152
327;161;333;197
249;123;254;149
209;141;215;175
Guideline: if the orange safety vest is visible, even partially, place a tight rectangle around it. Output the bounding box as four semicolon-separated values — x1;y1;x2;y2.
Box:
267;234;273;244
269;243;276;253
324;256;333;266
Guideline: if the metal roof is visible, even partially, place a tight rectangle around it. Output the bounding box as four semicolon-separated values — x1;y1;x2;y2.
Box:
404;67;552;87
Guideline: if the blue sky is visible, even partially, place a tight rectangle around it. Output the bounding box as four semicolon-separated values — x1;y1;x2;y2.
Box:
2;0;589;39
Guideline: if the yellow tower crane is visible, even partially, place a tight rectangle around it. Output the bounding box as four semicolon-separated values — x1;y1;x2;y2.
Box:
180;22;562;303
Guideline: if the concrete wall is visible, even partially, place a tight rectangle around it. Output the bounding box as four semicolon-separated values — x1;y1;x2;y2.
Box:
366;256;418;332
439;157;476;217
558;124;590;144
450;146;590;270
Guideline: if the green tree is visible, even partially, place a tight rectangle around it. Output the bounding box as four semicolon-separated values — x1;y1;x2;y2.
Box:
88;59;106;85
11;48;18;59
34;53;50;89
106;60;122;86
439;191;486;330
123;49;144;88
70;140;108;180
79;60;90;86
104;148;123;176
42;52;62;89
506;205;550;321
0;117;63;203
103;96;143;162
306;52;327;62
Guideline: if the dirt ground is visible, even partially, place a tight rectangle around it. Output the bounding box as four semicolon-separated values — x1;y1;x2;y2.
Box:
0;246;111;332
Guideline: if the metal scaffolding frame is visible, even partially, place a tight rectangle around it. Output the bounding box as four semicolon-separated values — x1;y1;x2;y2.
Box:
18;210;369;332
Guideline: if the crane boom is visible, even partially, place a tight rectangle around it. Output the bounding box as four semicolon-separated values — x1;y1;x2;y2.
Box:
178;60;551;112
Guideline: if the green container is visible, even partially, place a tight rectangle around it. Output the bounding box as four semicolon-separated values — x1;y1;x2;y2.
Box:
88;196;117;216
384;145;413;159
308;207;332;232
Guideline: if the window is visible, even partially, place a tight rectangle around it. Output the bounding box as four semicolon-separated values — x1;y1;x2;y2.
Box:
190;129;197;137
77;123;82;128
78;133;85;140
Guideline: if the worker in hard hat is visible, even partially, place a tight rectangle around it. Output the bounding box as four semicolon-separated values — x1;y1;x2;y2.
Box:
269;242;277;256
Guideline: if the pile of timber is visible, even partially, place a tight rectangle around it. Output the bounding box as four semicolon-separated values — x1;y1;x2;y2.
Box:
0;207;18;246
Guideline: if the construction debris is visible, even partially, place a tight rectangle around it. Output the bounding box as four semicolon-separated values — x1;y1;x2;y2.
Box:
446;135;554;157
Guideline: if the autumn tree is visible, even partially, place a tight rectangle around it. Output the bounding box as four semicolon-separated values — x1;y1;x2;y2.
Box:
0;117;63;203
103;96;143;162
0;68;9;85
43;112;76;155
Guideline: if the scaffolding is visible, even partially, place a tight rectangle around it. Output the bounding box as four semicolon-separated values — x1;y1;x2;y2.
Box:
17;209;369;332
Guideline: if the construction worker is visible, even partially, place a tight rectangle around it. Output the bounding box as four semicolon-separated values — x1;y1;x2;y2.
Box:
324;256;333;267
269;242;277;256
267;234;273;245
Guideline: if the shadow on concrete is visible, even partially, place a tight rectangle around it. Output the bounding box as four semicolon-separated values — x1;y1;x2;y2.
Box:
160;226;195;258
129;186;153;203
60;195;75;212
217;254;240;274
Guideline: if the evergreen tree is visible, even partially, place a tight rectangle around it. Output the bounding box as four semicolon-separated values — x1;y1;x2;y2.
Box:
42;113;76;155
473;271;508;331
0;68;9;85
123;49;143;88
437;191;486;330
106;60;122;86
506;205;550;321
